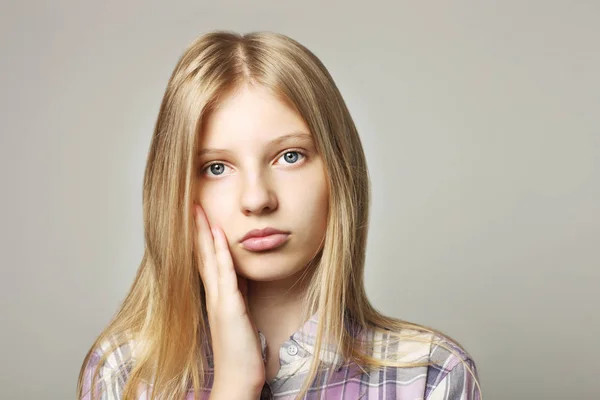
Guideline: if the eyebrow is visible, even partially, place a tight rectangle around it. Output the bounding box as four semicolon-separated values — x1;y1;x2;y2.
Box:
196;131;313;158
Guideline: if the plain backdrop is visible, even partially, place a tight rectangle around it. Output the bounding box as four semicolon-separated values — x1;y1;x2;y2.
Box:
1;1;598;399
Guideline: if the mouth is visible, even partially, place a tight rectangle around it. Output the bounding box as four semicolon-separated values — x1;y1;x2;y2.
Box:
239;227;290;252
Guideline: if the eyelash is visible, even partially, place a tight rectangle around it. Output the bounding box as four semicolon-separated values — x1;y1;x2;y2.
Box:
201;149;307;177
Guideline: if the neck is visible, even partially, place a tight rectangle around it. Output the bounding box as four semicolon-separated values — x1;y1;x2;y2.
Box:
247;267;313;340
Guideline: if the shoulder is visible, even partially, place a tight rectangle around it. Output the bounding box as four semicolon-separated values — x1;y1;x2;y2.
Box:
80;336;138;400
423;331;480;399
359;324;480;399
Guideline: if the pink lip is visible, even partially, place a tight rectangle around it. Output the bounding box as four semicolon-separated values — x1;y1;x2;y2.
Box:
240;227;290;252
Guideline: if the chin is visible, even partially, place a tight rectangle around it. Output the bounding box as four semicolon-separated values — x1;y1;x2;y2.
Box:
236;269;292;282
232;252;308;282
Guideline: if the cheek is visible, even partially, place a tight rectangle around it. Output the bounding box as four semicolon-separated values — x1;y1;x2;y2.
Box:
287;174;329;227
307;166;329;217
197;187;233;228
313;186;329;230
311;178;330;238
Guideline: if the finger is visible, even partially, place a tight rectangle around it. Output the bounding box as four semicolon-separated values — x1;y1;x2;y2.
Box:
211;226;238;295
193;204;218;299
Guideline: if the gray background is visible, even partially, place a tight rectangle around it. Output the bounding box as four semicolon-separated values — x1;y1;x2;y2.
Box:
1;1;598;399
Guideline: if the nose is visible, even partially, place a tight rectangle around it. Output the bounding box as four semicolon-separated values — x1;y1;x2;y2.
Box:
240;171;278;216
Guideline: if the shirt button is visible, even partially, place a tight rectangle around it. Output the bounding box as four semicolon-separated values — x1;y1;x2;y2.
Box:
287;344;298;356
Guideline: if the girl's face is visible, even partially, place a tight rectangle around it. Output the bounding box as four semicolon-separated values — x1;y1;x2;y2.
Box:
194;84;329;282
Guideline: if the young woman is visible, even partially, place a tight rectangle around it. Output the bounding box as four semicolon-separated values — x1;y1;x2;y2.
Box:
77;31;481;400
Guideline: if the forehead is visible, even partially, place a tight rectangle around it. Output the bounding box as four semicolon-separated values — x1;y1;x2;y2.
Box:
199;85;311;147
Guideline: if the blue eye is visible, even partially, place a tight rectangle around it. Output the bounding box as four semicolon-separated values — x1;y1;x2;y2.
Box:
201;151;305;178
205;163;226;176
280;151;304;164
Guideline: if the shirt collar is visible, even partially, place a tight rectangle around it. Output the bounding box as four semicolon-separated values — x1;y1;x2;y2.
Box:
204;310;361;372
290;311;345;371
279;310;362;372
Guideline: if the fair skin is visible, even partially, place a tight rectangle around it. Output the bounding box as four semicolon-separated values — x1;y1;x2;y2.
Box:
192;83;329;397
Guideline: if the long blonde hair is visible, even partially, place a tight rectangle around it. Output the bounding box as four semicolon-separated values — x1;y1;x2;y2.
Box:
77;30;481;400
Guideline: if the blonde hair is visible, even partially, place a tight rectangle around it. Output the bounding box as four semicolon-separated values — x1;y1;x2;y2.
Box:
77;30;481;400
